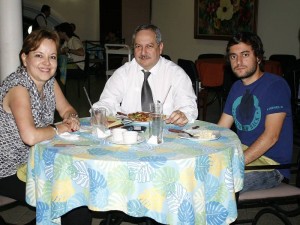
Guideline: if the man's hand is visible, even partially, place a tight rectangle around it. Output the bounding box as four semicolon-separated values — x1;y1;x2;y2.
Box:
165;110;188;126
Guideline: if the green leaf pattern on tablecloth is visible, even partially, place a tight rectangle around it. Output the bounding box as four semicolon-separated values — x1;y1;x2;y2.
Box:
107;165;134;195
153;167;179;195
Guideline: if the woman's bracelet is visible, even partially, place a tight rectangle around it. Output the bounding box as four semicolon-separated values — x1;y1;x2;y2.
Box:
68;113;78;119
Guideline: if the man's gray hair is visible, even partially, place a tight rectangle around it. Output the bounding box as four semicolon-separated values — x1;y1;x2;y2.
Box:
132;24;162;45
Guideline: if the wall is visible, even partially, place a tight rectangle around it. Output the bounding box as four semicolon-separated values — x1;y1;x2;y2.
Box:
122;0;151;45
22;0;300;62
23;0;100;41
152;0;300;62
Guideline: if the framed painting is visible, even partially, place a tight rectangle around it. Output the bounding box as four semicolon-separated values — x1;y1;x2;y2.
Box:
194;0;258;40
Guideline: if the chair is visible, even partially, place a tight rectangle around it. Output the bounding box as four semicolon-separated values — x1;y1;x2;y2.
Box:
177;59;200;95
161;54;171;61
269;55;297;94
235;148;300;225
269;54;297;77
0;196;36;225
264;60;283;75
198;53;224;60
292;59;300;125
195;58;225;121
177;59;201;119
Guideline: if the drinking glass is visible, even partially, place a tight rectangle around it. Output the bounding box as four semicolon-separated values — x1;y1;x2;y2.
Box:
149;102;164;144
90;108;107;136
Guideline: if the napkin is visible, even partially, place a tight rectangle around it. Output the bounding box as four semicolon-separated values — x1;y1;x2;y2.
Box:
94;128;111;138
147;135;164;145
59;132;80;141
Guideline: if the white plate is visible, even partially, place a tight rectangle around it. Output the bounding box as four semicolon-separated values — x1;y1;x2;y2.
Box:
107;134;145;145
179;130;221;141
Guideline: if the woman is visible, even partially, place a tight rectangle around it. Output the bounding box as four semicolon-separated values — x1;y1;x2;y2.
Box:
0;29;91;225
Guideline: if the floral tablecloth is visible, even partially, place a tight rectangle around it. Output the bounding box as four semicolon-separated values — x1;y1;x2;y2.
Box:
26;120;244;225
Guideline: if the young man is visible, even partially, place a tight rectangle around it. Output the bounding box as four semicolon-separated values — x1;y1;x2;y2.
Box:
93;24;197;126
218;32;293;192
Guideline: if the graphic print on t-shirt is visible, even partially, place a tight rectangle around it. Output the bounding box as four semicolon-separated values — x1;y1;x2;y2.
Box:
232;89;261;132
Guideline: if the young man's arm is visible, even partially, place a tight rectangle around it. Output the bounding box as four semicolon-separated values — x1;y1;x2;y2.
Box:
243;112;286;164
218;112;234;128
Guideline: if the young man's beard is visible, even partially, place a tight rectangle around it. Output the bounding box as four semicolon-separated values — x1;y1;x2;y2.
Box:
236;64;258;80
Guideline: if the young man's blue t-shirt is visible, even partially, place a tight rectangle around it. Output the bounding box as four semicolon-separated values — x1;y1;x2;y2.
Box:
223;72;293;178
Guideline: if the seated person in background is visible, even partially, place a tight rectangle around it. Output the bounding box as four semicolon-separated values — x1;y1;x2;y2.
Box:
105;30;121;44
218;32;293;193
55;22;85;70
93;24;198;126
70;22;80;39
0;29;91;225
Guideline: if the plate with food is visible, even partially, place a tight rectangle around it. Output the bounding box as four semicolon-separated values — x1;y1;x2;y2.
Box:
127;112;151;123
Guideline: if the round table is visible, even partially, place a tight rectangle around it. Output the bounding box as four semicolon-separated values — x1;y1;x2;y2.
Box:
26;119;244;225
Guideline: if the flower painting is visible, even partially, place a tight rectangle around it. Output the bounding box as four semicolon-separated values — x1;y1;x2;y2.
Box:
194;0;257;40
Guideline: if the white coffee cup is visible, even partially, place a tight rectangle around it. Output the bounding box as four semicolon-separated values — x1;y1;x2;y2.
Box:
112;128;126;142
122;131;138;144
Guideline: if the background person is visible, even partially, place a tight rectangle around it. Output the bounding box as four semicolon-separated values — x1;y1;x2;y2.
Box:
55;22;85;70
93;24;198;126
32;4;51;30
218;32;293;193
0;29;91;225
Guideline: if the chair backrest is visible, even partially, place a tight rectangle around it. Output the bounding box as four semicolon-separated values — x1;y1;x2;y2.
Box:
177;58;199;94
264;60;283;75
195;58;225;87
269;54;297;75
198;53;224;60
292;59;300;115
269;54;297;98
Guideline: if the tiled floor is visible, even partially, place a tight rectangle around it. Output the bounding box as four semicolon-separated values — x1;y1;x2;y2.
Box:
1;71;300;224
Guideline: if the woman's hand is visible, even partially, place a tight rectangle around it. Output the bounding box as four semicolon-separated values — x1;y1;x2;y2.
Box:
62;114;80;132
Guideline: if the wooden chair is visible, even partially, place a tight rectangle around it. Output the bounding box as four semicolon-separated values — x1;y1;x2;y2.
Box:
264;60;283;76
195;58;225;121
235;148;300;225
269;54;297;77
198;53;224;60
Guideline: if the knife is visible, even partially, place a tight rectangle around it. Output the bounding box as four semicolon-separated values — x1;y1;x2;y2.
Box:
168;128;194;137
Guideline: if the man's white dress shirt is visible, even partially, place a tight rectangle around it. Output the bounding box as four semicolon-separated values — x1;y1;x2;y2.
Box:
93;57;198;123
